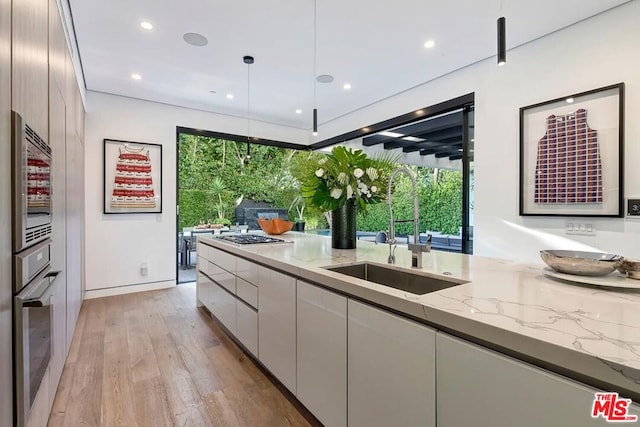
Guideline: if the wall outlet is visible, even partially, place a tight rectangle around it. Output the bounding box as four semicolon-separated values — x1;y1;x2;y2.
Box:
140;262;149;276
566;222;595;236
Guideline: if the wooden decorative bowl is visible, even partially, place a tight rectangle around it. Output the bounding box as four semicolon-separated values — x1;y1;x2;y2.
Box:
257;218;294;235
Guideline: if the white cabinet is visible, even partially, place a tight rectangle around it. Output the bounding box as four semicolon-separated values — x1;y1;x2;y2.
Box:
296;281;347;427
436;333;640;427
207;279;236;335
348;299;436;427
258;266;297;394
236;300;258;356
210;247;236;274
237;257;258;285
206;261;235;294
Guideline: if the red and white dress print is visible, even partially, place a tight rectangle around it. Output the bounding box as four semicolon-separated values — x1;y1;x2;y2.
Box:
111;145;157;208
534;108;603;204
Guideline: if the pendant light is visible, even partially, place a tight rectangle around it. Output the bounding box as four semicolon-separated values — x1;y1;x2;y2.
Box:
497;1;506;66
244;55;254;160
312;0;318;136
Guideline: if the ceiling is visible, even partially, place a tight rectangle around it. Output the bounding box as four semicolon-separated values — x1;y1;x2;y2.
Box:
70;0;628;134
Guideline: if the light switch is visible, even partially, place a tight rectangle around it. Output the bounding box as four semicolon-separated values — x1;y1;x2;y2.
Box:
566;222;596;236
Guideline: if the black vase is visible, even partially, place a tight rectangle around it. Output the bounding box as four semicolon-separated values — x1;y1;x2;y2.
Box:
331;199;357;249
294;221;306;232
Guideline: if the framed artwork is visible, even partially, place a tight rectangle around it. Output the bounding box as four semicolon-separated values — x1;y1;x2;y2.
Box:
103;139;162;214
519;83;624;217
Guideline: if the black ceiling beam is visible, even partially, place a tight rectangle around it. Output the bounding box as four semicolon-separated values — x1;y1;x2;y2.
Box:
361;135;389;146
419;143;463;156
435;151;462;158
362;111;463;147
310;92;474;151
403;137;461;153
448;154;463;160
383;140;414;150
409;126;462;142
383;126;463;150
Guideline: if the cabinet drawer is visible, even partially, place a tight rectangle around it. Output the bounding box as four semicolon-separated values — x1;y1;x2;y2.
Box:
236;257;258;285
209;281;236;335
236;300;258;357
207;261;236;294
236;278;258;309
197;242;208;260
210;247;236;274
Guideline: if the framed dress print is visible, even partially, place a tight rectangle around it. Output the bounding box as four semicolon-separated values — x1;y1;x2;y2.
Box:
103;139;162;214
519;83;624;217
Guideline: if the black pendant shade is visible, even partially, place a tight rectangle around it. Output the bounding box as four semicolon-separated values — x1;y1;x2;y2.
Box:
313;108;318;135
497;16;506;66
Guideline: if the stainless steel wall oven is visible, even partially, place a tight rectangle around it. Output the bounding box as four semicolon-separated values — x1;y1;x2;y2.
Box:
12;111;56;427
13;239;58;427
12;111;52;253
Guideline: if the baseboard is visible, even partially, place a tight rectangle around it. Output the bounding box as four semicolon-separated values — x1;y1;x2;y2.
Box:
84;279;176;299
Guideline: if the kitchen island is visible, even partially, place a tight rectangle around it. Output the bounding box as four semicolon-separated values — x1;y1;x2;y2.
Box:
196;232;639;427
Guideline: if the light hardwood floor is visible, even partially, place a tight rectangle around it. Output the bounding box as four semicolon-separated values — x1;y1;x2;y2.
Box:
48;283;319;427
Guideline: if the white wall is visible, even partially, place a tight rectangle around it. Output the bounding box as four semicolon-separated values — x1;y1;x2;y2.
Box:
320;1;640;263
84;92;308;296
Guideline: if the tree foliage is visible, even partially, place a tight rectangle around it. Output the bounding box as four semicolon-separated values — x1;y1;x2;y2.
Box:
178;133;462;235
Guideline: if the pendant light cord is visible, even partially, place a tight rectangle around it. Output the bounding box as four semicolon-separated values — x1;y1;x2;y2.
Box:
247;61;251;141
313;0;317;108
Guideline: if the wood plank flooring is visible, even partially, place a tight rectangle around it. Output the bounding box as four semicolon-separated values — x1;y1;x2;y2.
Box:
48;283;318;427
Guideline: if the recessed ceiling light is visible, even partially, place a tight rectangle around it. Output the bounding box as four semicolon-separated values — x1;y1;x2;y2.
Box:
131;73;142;80
316;74;334;83
343;83;352;90
226;93;234;99
362;127;370;132
379;131;404;138
140;21;153;30
295;109;302;114
458;148;463;151
423;40;435;49
402;136;426;142
566;97;574;103
183;32;208;47
415;110;425;115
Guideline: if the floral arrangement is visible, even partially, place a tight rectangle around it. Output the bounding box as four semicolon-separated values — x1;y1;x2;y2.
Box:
300;146;395;213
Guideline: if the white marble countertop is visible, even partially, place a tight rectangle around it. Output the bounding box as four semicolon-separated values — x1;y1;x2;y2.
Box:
199;232;640;402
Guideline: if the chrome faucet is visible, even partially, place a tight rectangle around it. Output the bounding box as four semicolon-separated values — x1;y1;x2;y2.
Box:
381;167;431;268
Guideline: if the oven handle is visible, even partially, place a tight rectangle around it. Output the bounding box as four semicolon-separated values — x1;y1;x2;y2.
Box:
22;270;61;308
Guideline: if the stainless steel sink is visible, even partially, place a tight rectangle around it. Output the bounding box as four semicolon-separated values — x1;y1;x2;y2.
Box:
324;262;467;295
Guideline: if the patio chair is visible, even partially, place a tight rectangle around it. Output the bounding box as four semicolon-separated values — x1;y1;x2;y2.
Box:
188;230;214;267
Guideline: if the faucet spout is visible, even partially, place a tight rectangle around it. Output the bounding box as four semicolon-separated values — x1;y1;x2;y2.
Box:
387;167;431;267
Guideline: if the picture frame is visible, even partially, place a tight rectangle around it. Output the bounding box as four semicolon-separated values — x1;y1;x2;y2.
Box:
519;83;624;217
103;139;162;214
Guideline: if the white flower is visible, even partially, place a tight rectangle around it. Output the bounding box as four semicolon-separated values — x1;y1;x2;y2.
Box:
337;172;348;185
371;185;378;193
318;158;326;165
358;182;368;193
346;185;354;199
366;192;372;198
353;168;364;178
330;188;343;199
366;167;378;180
315;168;324;177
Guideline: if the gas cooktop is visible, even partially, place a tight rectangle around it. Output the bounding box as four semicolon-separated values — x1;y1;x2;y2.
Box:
215;234;290;245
